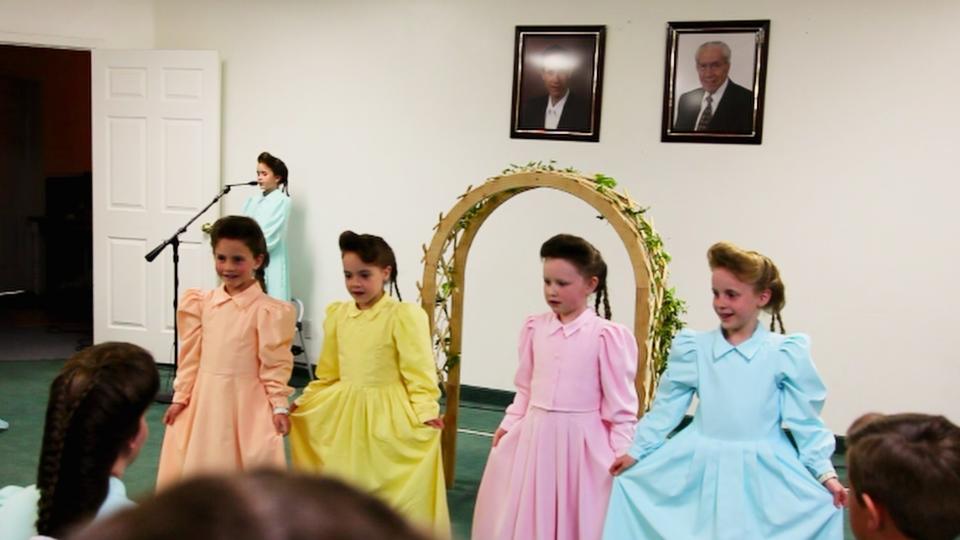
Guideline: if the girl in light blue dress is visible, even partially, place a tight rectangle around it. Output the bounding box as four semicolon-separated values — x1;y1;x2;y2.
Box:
242;151;291;301
603;242;847;540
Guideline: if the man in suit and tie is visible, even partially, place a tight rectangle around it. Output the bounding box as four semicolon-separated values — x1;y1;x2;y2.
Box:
518;44;592;132
674;41;754;133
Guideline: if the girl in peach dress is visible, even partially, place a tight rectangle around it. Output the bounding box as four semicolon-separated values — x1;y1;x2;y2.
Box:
156;216;295;490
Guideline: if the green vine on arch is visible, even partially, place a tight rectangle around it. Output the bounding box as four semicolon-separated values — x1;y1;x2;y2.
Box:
420;162;686;405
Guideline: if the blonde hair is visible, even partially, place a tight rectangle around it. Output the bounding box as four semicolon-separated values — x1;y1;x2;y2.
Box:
707;241;786;333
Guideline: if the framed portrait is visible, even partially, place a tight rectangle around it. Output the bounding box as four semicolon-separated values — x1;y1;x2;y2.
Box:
661;20;770;145
510;25;605;142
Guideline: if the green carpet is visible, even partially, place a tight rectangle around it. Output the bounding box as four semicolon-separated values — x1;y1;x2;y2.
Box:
0;360;853;539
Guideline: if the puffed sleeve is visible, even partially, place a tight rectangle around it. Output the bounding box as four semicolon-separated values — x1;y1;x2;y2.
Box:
260;195;291;253
393;303;441;423
628;329;699;460
599;322;640;454
172;289;207;405
777;334;836;479
296;302;343;404
498;315;538;432
256;299;295;408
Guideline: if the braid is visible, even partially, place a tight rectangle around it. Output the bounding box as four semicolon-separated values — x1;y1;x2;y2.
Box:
36;372;100;536
256;267;268;293
35;343;160;538
390;280;403;301
770;310;786;334
597;281;612;320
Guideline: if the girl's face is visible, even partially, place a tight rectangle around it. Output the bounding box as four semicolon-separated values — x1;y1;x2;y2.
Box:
214;238;263;294
342;251;391;309
711;267;770;340
543;257;598;322
256;162;281;193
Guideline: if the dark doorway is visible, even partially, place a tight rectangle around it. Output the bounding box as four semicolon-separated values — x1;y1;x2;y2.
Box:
0;44;92;360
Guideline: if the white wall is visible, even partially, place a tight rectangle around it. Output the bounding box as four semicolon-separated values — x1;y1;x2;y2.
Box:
0;0;155;49
151;0;960;433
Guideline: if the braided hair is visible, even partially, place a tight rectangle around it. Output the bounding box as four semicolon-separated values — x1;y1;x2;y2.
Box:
210;216;270;294
540;234;612;319
257;152;289;196
35;342;159;537
707;241;787;333
338;231;402;300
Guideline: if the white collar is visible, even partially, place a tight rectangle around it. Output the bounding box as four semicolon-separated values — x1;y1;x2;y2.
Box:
547;90;570;112
702;78;730;107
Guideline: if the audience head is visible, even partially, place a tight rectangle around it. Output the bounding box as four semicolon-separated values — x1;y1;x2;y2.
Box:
68;470;432;540
36;342;159;538
846;412;960;540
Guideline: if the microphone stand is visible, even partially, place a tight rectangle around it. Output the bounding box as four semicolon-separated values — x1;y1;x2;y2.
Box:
145;182;252;403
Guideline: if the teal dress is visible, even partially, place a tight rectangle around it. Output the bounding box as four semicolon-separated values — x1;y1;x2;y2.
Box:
241;189;291;301
602;325;842;540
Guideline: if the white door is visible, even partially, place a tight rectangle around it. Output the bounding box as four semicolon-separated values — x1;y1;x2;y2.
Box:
92;50;220;364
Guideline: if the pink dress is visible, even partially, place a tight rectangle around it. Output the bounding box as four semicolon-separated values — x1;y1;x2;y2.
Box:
472;309;639;540
156;283;295;490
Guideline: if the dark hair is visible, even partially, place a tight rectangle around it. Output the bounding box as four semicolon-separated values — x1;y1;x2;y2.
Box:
339;231;401;300
210;216;270;293
68;470;432;540
36;342;159;538
846;413;960;540
540;234;611;319
257;152;289;196
707;241;787;333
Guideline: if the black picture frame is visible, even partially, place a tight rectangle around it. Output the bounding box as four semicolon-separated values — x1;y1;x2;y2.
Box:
510;25;605;142
661;20;770;145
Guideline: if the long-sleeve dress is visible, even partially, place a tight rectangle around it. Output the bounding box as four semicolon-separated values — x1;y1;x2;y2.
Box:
472;309;639;540
156;283;295;490
241;189;291;301
289;295;450;537
602;325;843;540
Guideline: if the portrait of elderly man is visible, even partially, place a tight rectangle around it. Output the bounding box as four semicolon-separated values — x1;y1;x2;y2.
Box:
518;44;592;132
674;40;754;133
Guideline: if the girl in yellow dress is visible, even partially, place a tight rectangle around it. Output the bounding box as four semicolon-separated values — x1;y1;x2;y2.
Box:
290;231;449;537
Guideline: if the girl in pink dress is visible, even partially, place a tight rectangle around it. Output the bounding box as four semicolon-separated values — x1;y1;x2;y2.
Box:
156;216;295;490
472;234;639;540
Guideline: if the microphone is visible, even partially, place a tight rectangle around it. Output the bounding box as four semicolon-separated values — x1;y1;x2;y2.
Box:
225;181;259;187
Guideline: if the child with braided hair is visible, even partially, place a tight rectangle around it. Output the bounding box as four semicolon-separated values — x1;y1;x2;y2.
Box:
472;234;639;540
603;241;846;540
0;342;159;540
289;231;448;537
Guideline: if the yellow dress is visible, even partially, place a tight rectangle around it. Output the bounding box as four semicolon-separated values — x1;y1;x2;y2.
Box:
290;295;449;536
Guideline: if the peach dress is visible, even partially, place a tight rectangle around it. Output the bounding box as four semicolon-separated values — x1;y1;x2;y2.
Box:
156;283;295;490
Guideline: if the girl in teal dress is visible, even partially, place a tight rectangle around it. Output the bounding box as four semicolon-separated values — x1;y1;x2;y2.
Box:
603;242;847;540
242;151;291;301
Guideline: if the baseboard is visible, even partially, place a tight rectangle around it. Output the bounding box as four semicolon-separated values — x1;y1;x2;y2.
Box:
460;384;516;408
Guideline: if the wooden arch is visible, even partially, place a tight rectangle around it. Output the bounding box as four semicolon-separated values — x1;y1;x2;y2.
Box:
419;169;668;485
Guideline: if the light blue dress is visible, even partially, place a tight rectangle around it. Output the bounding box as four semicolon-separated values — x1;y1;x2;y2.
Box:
241;189;291;301
0;476;133;539
602;325;842;540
